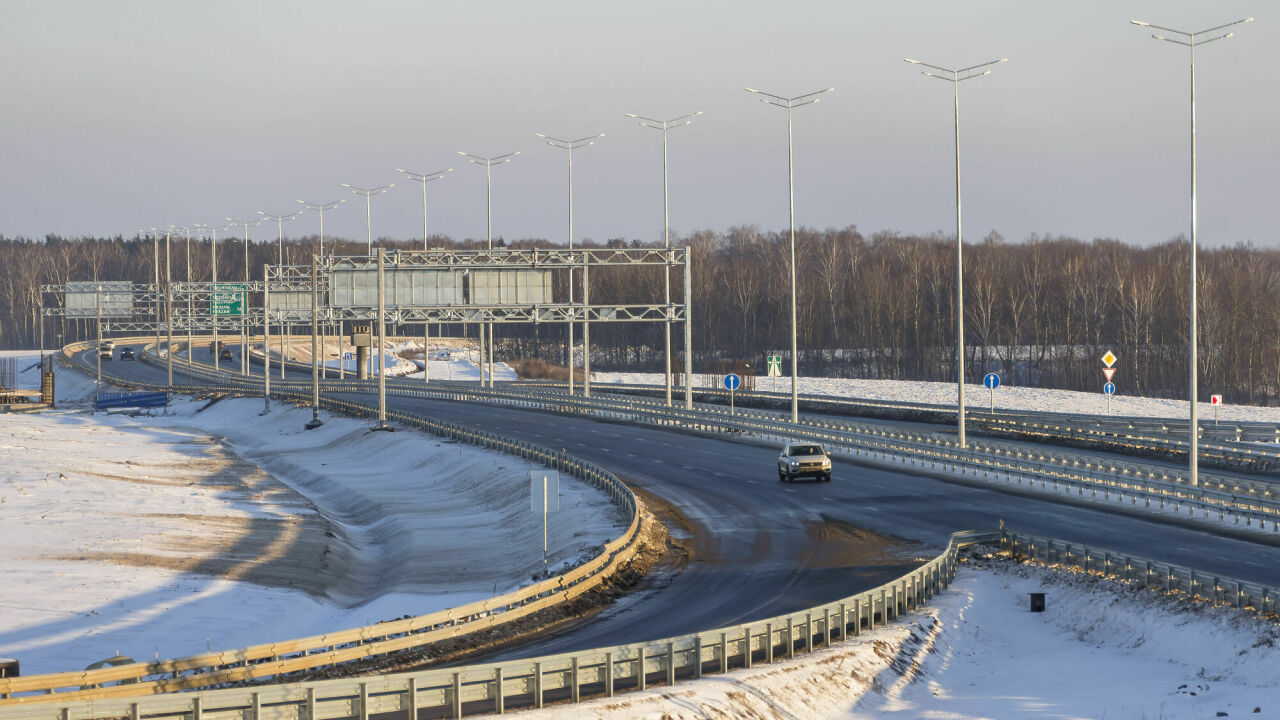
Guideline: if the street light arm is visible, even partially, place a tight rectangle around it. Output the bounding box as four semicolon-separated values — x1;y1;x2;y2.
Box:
1193;34;1232;46
744;87;790;102
958;58;1007;74
1131;19;1189;35
1153;34;1194;47
1196;17;1253;35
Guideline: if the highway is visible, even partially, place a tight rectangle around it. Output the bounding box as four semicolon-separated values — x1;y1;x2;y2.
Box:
83;343;1280;658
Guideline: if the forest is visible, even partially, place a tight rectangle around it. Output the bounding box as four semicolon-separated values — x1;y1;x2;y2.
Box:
2;227;1277;404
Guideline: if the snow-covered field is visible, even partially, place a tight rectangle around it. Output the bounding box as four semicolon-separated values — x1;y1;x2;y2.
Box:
594;371;1280;424
0;352;625;674
270;338;519;382
510;556;1280;720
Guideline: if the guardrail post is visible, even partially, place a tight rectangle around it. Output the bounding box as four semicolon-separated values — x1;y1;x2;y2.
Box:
838;602;848;641
534;662;544;707
605;652;614;697
822;608;831;647
765;623;774;663
451;673;462;719
359;682;369;720
666;643;676;685
131;703;140;720
251;693;261;720
719;633;728;673
693;636;702;678
571;656;580;703
493;668;503;714
192;696;203;720
743;627;752;668
636;653;645;691
405;678;416;720
786;619;794;659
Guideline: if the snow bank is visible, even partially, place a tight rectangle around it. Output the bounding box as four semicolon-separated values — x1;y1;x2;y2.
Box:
503;557;1280;719
594;371;1280;424
0;382;626;674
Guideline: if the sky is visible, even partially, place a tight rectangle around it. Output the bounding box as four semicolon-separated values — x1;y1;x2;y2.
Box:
1;0;1274;248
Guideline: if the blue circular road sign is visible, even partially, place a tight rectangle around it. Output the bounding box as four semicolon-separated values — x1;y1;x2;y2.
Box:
983;372;1000;390
1103;381;1116;395
724;373;741;391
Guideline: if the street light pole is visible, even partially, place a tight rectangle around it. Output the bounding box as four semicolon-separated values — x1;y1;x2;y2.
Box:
341;183;394;255
745;87;833;423
258;209;303;268
1131;16;1251;488
625;111;702;406
170;225;195;383
904;57;1006;448
396;167;454;250
296;199;346;259
535;134;603;397
227;217;263;377
458;150;519;388
297;199;347;378
396;166;454;386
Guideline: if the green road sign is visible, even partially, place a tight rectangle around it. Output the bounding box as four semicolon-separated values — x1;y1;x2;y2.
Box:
211;283;246;316
767;354;782;377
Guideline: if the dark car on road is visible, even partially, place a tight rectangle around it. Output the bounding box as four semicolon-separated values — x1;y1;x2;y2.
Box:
119;348;135;360
218;347;234;362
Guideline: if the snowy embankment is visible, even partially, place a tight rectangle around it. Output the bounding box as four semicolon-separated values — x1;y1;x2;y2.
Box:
274;337;519;382
594;371;1280;424
510;555;1279;720
0;352;626;674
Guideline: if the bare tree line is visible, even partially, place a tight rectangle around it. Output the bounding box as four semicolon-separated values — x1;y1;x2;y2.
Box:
3;229;1278;404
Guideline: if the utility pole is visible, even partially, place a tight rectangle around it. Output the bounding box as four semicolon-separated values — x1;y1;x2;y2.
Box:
458;150;519;387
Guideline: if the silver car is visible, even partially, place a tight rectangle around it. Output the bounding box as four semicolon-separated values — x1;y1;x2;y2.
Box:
778;442;832;483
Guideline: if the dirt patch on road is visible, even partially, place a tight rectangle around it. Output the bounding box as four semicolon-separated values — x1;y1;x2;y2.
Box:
802;516;925;570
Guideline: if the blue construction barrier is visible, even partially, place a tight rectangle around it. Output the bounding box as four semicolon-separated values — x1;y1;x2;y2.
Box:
96;392;168;410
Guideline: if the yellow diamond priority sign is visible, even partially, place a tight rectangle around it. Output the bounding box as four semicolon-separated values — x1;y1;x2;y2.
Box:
1101;350;1117;368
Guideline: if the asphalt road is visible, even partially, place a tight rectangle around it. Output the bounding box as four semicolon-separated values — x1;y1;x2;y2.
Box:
86;343;1280;657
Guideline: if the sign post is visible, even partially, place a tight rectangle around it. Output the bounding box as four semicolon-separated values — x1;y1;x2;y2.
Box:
530;470;560;577
724;373;741;416
1101;350;1118;415
983;372;1000;413
1211;394;1222;426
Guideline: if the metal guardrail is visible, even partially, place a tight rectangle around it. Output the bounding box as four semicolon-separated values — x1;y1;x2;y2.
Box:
0;529;1000;720
999;529;1280;613
0;342;643;704
248;370;1280;532
190;345;1280;532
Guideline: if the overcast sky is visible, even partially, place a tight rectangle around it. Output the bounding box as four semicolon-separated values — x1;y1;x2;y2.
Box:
1;0;1273;248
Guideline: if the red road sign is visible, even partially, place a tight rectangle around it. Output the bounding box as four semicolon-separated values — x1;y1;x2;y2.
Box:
1102;367;1116;382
